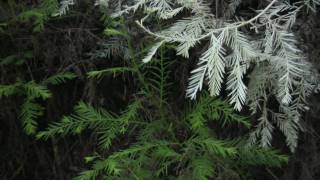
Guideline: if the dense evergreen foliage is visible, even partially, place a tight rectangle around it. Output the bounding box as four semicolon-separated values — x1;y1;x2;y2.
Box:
1;0;320;179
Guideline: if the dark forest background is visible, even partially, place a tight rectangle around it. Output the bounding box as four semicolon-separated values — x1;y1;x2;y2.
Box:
1;1;320;179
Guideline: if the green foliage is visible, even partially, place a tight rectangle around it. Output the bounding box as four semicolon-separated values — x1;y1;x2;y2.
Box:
0;83;19;98
87;67;136;79
2;1;308;179
37;101;117;139
0;72;75;135
188;93;251;133
42;72;76;85
20;99;44;135
53;103;286;179
237;146;288;167
25;81;52;99
0;51;33;66
142;46;173;106
19;10;47;32
38;34;288;179
104;28;128;37
191;156;215;180
37;100;142;151
114;0;319;152
18;0;59;32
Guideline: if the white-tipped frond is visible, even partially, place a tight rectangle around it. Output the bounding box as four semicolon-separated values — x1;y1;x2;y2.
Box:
186;62;207;100
111;0;147;17
186;32;226;100
304;0;320;11
224;29;255;111
54;0;74;16
226;53;247;111
205;33;226;97
108;0;318;152
142;41;165;63
249;107;274;148
94;0;109;8
266;28;305;105
271;105;301;152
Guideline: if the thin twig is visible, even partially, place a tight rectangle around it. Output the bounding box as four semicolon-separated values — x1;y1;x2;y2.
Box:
136;0;279;42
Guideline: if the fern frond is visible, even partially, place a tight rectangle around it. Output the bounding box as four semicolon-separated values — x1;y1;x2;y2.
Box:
246;65;270;114
118;100;141;128
142;41;165;63
20;99;44;135
148;0;183;19
225;29;255;111
249;107;274;148
0;84;18;98
74;158;121;180
144;52;172;105
87;67;136;79
42;72;76;85
238;146;288;167
37;116;82;140
161;16;209;58
186;32;226;99
191;137;237;158
98;100;141;149
192;156;215;180
272;105;301;152
76;142;172;179
111;0;147;17
90;37;129;59
211;99;251;128
154;146;179;159
268;29;305;105
187;94;251;132
25;81;52;100
37;101;116;140
74;169;99;180
111;143;153;158
226;59;247;111
54;0;74;16
206;33;227;97
176;38;198;58
187;95;212;131
186;62;207;100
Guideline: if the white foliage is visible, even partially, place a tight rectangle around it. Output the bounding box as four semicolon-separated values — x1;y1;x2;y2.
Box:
107;0;319;152
176;38;198;58
186;32;226;99
148;0;184;19
266;28;305;105
225;0;242;17
111;0;148;17
95;0;110;8
161;16;209;57
226;53;247;111
272;105;301;152
249;107;274;148
49;0;319;154
246;65;270;114
304;0;320;11
224;30;255;110
186;61;207;100
142;41;165;63
54;0;74;16
205;33;226;97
